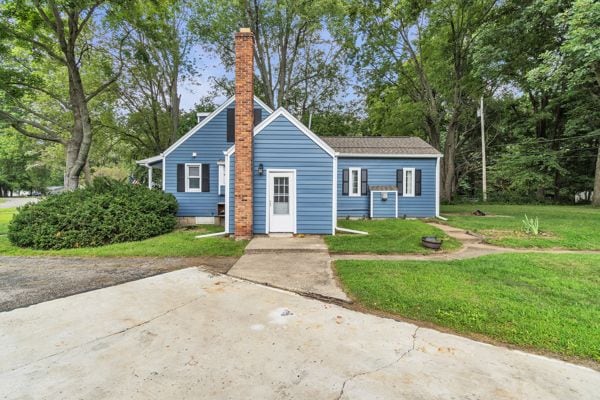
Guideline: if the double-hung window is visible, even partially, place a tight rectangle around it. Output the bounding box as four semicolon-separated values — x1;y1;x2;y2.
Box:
403;168;415;197
185;164;202;192
349;167;361;197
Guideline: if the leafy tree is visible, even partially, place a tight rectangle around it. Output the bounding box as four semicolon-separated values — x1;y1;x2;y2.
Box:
112;0;200;158
347;0;498;201
192;0;348;116
0;129;59;195
0;0;124;189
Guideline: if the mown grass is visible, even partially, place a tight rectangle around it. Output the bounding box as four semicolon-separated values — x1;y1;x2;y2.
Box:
336;253;600;362
0;223;247;257
0;207;16;235
442;204;600;249
325;219;461;254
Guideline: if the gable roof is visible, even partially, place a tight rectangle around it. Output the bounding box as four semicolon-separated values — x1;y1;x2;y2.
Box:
224;108;336;158
320;136;442;157
136;95;273;164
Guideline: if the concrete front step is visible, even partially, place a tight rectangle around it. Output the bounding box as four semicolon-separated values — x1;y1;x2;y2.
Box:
244;236;329;254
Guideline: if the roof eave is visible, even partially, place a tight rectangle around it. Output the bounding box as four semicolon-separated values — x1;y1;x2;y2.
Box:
336;153;443;158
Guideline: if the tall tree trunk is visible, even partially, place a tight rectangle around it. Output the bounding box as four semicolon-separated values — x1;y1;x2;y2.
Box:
442;126;458;202
592;143;600;207
169;71;180;145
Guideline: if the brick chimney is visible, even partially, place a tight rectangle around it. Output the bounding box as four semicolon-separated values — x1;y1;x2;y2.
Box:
234;28;254;239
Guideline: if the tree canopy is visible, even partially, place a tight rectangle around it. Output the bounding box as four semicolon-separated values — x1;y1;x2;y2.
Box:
0;0;598;204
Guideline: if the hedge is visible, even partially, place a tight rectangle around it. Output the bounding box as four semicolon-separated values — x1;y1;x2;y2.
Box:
8;178;178;249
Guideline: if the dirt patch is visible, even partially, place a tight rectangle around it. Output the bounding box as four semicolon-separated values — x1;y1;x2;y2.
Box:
0;255;238;312
479;229;558;240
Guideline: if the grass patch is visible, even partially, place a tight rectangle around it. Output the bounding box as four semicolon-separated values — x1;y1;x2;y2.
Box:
325;219;461;254
0;225;247;257
442;204;600;249
336;253;600;362
0;207;16;235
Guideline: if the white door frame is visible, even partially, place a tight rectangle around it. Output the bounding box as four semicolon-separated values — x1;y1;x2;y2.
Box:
266;169;297;234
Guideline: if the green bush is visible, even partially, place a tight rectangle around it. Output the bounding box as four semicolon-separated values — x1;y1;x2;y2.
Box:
8;178;178;249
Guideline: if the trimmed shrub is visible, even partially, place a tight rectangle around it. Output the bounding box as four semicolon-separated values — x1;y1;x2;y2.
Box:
8;178;178;249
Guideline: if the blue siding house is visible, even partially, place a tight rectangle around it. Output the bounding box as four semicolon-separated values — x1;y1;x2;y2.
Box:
137;27;442;237
137;97;441;236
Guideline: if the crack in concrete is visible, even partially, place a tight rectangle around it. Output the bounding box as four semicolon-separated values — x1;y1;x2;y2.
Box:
1;297;201;375
335;326;419;400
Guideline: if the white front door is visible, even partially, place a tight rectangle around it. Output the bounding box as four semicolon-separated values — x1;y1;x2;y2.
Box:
268;171;295;233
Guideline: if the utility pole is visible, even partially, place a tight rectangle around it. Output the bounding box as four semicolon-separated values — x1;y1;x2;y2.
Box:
478;96;487;202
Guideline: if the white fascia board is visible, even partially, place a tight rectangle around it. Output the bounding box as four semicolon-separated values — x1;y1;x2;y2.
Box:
163;94;271;158
335;153;443;159
253;96;274;114
228;107;336;158
136;155;164;167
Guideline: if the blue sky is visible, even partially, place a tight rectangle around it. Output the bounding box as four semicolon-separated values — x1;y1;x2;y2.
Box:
179;45;228;110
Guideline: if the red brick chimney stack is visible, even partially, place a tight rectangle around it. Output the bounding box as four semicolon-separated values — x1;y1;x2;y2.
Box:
234;28;254;239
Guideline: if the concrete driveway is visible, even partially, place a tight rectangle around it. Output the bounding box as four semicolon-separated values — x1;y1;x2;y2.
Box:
1;268;597;399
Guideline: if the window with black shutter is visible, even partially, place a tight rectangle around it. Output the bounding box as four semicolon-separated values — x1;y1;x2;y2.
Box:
415;169;422;196
342;169;349;195
226;108;235;142
227;108;263;143
361;169;368;195
397;169;403;196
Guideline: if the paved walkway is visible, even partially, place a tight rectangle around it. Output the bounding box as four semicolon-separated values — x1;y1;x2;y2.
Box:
1;268;597;399
334;222;600;261
0;256;238;312
0;197;38;209
228;236;350;301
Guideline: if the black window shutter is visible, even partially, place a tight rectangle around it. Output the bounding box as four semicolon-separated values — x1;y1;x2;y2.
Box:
254;108;262;126
415;169;422;196
177;164;185;192
397;169;403;196
342;169;349;195
202;164;210;192
361;169;368;195
226;108;235;142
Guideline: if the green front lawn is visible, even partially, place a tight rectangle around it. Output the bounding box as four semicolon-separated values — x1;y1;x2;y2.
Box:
336;253;600;362
442;204;600;249
325;219;461;254
0;225;247;257
0;207;16;235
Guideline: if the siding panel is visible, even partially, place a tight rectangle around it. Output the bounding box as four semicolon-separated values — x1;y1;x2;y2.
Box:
371;191;397;218
228;115;334;234
165;100;270;216
337;158;437;218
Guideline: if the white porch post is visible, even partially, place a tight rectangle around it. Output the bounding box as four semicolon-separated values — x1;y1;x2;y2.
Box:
148;167;153;189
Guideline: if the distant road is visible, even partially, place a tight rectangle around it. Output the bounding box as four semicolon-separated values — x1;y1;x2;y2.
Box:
0;197;39;209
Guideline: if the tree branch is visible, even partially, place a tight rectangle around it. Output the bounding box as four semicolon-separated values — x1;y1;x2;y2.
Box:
0;110;66;144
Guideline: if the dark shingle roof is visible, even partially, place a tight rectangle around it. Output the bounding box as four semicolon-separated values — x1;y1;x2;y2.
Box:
320;136;441;156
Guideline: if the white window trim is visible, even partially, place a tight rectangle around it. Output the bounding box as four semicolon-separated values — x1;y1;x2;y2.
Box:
185;163;203;193
217;161;225;195
403;168;416;197
349;167;361;197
